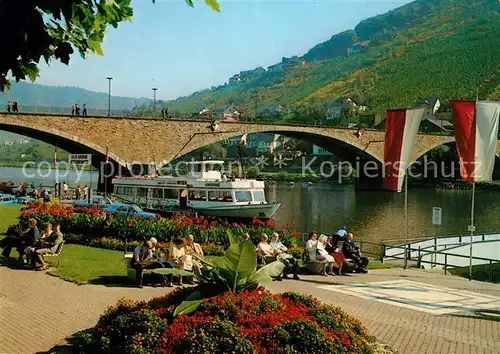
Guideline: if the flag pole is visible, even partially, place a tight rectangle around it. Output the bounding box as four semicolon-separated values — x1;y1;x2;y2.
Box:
404;169;409;269
469;182;475;281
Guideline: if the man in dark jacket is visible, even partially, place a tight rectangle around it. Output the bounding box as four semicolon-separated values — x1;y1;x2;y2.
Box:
30;223;64;270
0;218;39;260
342;233;368;273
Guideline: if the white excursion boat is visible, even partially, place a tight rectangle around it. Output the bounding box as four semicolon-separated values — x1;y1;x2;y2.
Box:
111;161;281;219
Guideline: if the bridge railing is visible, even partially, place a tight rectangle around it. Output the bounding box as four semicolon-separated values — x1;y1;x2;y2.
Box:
1;106;463;136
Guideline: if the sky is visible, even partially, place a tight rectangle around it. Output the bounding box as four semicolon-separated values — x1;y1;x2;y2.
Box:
35;0;413;100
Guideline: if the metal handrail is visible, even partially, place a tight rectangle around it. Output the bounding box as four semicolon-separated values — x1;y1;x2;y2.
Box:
381;232;500;246
386;238;500;258
385;244;500;263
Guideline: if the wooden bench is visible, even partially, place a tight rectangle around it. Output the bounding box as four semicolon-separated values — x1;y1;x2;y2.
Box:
124;253;156;281
43;241;64;268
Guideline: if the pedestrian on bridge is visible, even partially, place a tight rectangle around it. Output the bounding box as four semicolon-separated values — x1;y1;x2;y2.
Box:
82;104;88;116
7;101;11;113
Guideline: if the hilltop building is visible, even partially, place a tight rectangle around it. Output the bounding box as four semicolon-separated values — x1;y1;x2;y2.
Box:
325;97;367;120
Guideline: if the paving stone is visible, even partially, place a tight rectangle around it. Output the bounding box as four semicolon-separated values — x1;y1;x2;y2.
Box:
1;267;499;354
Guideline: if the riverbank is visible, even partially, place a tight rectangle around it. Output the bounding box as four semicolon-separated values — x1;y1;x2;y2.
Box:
0;162;96;170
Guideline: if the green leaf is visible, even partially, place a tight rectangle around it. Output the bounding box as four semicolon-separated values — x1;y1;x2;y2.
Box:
226;229;238;246
174;290;203;317
248;261;285;284
204;0;220;12
87;38;104;56
185;0;194;7
224;240;257;292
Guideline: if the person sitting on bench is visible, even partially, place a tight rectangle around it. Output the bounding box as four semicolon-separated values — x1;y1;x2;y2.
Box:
269;232;300;280
29;223;64;270
255;234;275;262
131;241;157;288
1;218;39;262
342;233;368;273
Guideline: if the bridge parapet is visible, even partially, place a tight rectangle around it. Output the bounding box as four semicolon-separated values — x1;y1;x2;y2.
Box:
0;112;498;169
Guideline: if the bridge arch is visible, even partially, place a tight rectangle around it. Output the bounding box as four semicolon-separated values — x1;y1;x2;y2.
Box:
162;123;386;168
0;119;126;168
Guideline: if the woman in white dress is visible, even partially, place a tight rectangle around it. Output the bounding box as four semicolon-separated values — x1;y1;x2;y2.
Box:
306;232;335;276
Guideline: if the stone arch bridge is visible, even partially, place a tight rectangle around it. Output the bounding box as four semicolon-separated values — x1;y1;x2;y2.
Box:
1;113;499;189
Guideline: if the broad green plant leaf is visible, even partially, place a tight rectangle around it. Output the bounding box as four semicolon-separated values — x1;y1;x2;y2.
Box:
224;240;257;292
204;0;221;12
249;260;285;284
185;0;194;7
174;290;203;316
226;229;238;246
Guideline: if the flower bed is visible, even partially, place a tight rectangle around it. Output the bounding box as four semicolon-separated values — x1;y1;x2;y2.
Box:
72;288;375;354
10;202;301;248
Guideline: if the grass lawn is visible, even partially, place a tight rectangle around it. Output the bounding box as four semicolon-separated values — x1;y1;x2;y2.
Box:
47;244;128;285
0;204;22;234
1;205;398;285
449;263;500;283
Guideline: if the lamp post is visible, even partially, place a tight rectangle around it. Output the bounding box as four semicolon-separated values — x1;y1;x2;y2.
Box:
106;77;113;116
152;88;158;118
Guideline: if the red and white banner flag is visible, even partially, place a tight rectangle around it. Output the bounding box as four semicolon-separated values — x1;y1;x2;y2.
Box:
451;100;500;182
383;108;425;192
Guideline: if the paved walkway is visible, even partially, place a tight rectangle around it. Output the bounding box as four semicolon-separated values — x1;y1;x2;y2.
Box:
0;266;499;354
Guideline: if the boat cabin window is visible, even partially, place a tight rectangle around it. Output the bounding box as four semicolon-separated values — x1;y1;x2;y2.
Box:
189;190;207;201
115;186;135;196
137;187;148;197
208;190;233;202
234;190;252;202
152;188;163;198
164;189;179;199
252;190;265;202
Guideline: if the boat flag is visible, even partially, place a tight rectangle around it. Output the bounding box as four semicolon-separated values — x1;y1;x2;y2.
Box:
383;108;425;192
105;145;109;163
451;100;500;182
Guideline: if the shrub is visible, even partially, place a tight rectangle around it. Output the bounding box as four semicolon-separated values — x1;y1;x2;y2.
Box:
15;203;300;248
73;288;374;354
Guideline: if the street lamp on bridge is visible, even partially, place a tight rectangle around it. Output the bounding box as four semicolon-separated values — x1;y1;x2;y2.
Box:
106;77;113;116
152;88;158;118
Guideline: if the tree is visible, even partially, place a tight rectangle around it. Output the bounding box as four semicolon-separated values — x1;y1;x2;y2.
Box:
0;0;220;92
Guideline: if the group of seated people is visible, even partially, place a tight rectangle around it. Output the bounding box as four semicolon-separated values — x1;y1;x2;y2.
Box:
131;234;204;288
306;229;369;276
255;232;300;280
0;218;64;270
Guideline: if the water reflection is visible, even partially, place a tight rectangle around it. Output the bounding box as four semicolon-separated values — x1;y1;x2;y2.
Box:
269;183;500;245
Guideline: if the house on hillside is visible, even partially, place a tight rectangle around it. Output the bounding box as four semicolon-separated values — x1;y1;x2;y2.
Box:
18;139;29;144
267;56;305;73
325;97;360;120
4;141;14;147
416;96;441;118
229;74;242;85
240;67;266;80
260;104;285;117
420;118;453;134
221;104;240;120
347;40;371;56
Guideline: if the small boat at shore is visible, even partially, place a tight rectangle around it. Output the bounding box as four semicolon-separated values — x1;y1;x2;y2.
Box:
111;161;281;219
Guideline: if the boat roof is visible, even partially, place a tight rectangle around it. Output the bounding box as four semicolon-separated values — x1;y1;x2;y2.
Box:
185;160;224;165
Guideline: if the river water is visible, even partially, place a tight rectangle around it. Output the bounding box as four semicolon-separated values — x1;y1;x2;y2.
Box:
1;167;499;246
